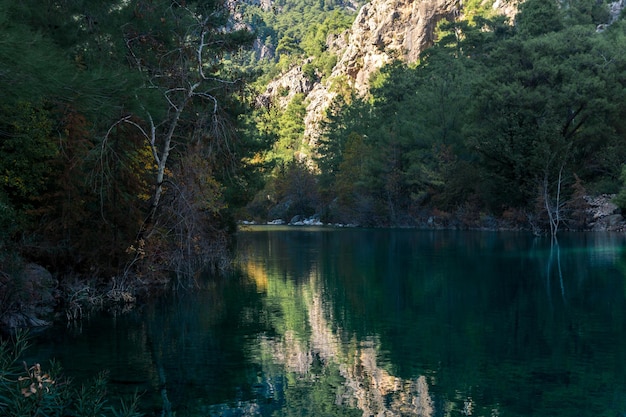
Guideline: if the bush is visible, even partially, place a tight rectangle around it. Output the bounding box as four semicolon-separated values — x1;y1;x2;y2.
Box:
0;331;144;417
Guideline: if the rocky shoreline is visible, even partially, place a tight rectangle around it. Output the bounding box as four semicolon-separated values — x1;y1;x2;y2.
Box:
0;268;146;332
583;194;626;231
243;194;626;232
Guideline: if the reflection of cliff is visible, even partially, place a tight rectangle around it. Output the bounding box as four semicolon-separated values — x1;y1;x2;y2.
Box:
345;344;433;416
235;229;626;416
243;260;434;416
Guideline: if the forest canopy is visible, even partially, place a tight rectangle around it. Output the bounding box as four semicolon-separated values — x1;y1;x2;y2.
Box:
0;0;261;290
292;0;626;232
2;0;626;296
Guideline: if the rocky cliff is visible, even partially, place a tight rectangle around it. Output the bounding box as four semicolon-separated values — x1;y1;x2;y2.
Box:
298;0;464;152
261;0;623;156
260;0;524;155
332;0;459;93
307;0;466;150
321;0;522;97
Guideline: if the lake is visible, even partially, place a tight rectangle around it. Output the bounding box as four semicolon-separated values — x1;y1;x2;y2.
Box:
27;227;626;416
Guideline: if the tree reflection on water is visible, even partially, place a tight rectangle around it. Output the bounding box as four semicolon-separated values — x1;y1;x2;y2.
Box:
25;229;626;416
244;259;435;416
228;228;626;417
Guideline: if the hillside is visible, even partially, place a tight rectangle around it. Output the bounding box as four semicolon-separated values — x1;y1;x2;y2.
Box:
251;0;523;153
242;0;626;232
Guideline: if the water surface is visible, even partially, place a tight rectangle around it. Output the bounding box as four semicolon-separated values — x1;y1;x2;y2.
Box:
29;228;626;416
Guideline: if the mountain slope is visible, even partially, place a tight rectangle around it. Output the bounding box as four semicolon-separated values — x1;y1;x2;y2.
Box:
261;0;522;152
304;0;461;149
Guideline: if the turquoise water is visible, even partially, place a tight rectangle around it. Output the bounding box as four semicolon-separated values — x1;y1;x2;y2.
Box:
28;228;626;416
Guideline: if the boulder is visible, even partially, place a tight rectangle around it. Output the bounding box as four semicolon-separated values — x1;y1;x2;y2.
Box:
0;263;56;329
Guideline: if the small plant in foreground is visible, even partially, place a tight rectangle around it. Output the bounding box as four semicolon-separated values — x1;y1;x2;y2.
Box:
0;330;143;417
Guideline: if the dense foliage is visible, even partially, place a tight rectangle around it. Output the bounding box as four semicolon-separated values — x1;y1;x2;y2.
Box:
308;0;626;230
0;0;262;309
236;0;358;79
232;0;359;218
2;0;626;316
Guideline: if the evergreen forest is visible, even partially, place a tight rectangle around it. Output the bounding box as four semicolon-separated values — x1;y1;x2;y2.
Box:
248;0;626;236
0;0;264;321
1;0;626;415
0;0;363;312
1;0;626;319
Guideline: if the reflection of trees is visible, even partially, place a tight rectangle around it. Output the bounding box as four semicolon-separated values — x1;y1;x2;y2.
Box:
141;273;268;415
243;259;435;416
238;228;626;417
35;229;626;416
545;236;565;303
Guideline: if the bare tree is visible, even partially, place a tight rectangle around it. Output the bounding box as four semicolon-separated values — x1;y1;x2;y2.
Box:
542;163;565;238
96;0;251;280
116;0;249;224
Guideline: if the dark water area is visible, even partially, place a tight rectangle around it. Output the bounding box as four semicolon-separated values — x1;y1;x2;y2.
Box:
26;227;626;416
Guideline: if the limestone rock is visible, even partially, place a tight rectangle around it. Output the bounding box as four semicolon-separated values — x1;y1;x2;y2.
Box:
261;0;526;151
585;194;626;231
334;0;460;94
257;58;318;110
302;0;462;148
492;0;520;21
609;0;626;23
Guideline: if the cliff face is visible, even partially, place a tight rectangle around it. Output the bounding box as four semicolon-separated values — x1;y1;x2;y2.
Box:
257;58;317;110
263;0;626;155
324;0;521;95
301;0;460;151
261;0;522;155
333;0;459;95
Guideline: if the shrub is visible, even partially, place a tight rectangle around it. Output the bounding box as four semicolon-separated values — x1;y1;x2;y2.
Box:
0;331;143;417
